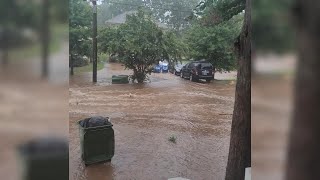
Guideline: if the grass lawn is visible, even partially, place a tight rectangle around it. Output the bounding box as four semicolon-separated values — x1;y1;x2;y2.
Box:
74;62;105;74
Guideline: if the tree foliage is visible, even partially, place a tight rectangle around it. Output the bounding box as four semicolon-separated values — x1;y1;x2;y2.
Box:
252;0;294;53
98;0;198;32
99;8;185;83
69;0;92;66
192;0;245;26
148;0;199;31
51;0;69;23
0;0;40;49
185;1;244;73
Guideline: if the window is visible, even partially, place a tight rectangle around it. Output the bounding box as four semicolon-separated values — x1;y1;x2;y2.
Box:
188;63;195;68
200;63;213;70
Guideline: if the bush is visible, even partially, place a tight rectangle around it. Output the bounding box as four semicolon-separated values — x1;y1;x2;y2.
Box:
72;55;89;67
168;135;177;144
109;54;118;63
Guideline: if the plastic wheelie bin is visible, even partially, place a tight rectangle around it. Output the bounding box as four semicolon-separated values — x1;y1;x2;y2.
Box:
17;137;69;180
112;75;129;84
78;116;115;165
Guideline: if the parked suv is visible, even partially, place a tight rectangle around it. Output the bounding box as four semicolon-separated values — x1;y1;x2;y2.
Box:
180;61;214;82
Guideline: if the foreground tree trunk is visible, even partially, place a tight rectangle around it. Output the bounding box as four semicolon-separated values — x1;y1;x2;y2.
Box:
41;0;50;78
286;0;320;179
225;0;251;179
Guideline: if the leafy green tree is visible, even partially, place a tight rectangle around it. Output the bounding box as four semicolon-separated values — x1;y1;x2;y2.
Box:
69;0;92;72
97;2;113;26
0;0;40;65
185;14;243;78
51;0;69;23
98;0;198;32
192;0;245;26
99;9;185;83
252;0;294;53
148;0;199;31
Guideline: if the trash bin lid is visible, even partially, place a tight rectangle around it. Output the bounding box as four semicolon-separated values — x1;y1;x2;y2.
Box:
79;116;112;128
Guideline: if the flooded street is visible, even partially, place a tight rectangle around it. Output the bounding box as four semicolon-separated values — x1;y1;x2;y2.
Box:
69;63;236;180
252;77;292;180
0;81;68;180
0;44;69;180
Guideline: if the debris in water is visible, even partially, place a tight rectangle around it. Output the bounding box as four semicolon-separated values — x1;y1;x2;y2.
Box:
168;135;177;144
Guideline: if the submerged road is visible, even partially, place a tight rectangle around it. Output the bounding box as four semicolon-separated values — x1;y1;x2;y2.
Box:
69;63;236;180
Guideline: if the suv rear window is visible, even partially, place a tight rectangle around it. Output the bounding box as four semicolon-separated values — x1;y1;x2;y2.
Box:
196;63;212;70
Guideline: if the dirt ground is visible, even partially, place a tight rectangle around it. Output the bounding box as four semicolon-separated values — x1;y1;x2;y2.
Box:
69;63;237;180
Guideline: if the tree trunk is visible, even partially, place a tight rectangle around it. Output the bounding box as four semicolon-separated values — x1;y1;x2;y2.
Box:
41;0;50;78
286;0;320;179
70;55;74;76
225;0;251;179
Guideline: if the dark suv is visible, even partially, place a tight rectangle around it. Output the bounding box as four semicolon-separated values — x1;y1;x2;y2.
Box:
180;61;214;82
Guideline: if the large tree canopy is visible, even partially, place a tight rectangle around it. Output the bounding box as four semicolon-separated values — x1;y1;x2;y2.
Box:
98;0;198;32
0;0;40;50
69;0;92;66
192;0;245;26
253;0;294;53
184;0;244;76
185;13;243;73
99;8;185;83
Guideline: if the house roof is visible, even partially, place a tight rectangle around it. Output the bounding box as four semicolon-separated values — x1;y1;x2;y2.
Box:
105;11;168;29
105;11;136;25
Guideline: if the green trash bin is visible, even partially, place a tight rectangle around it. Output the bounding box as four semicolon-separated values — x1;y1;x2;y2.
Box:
78;117;115;165
112;75;129;84
17;137;69;180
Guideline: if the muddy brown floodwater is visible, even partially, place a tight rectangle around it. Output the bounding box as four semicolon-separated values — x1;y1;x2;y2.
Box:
69;63;237;180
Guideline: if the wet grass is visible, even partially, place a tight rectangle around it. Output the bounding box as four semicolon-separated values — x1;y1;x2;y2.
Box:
74;62;105;74
168;135;177;144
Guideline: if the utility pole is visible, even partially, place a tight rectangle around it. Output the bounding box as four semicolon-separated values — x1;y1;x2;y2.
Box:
92;0;98;82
